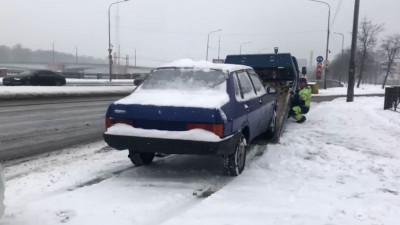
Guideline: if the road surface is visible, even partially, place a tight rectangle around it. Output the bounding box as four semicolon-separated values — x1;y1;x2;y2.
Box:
0;96;124;161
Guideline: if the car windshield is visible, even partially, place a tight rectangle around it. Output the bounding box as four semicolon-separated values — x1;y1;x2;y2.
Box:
141;68;227;90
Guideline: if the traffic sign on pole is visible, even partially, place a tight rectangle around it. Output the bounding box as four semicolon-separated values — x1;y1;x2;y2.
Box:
316;56;324;63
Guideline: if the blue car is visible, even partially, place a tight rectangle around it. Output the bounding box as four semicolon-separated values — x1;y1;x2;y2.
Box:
103;59;277;176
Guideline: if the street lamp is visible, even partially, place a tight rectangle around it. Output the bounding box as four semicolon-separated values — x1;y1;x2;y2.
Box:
108;0;129;81
206;29;222;61
309;0;330;89
333;32;344;55
240;41;251;55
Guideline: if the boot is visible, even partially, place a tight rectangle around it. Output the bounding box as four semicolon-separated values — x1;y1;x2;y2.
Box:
297;116;306;123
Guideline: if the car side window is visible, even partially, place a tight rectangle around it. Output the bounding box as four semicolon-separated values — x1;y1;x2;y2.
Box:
232;72;241;99
237;71;257;100
248;70;267;96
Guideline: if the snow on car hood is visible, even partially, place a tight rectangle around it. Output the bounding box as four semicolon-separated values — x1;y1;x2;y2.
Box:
115;87;230;109
105;123;222;142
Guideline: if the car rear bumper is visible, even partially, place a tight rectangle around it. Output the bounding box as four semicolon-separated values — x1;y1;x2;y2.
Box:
103;132;240;155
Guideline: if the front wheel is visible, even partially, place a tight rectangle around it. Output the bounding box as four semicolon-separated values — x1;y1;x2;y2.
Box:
224;133;247;176
128;151;155;166
265;108;277;139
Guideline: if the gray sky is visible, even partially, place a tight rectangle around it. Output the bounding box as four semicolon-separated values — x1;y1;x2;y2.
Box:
1;0;399;67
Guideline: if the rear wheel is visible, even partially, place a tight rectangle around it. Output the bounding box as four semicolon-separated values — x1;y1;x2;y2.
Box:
266;108;277;139
24;80;31;85
224;133;247;176
128;151;155;166
55;80;62;86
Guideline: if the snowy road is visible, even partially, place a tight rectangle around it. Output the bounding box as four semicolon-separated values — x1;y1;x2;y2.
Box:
1;96;400;225
0;96;123;161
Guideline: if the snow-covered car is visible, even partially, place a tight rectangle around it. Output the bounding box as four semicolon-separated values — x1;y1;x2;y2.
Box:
104;59;277;176
2;70;66;86
0;164;5;220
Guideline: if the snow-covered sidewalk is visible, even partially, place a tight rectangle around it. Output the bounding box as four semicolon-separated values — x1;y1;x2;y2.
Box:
316;84;385;96
1;97;400;225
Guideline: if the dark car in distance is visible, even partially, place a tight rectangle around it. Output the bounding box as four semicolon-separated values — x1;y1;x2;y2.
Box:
103;59;277;176
2;70;66;86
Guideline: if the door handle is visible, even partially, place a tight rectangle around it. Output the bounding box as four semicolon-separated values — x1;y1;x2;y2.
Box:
244;104;249;109
259;99;263;104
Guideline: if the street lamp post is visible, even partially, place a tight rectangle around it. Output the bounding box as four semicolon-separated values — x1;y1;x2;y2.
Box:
333;32;344;55
206;29;222;61
240;41;251;55
108;0;129;82
309;0;330;89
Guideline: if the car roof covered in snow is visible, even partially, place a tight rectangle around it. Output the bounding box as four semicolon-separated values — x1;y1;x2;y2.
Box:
157;59;252;73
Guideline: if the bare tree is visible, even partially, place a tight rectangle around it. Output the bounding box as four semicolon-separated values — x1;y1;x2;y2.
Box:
356;18;384;88
381;35;400;89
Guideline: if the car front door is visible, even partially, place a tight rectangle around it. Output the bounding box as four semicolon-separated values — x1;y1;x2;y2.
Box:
248;70;275;133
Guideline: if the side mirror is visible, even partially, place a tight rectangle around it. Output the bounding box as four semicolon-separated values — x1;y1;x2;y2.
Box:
266;87;276;94
301;67;307;75
133;78;145;86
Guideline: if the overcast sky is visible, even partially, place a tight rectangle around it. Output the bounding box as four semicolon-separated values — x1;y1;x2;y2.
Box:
1;0;399;67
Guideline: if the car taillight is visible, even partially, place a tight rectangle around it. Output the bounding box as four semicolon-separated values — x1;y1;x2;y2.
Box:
186;123;224;138
105;117;133;130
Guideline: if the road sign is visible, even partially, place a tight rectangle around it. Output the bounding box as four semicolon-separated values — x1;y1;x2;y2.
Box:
323;60;330;67
316;56;324;63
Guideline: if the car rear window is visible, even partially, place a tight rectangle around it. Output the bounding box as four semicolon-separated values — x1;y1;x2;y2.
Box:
142;68;227;90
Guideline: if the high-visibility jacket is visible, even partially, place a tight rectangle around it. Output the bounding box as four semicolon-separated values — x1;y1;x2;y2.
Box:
299;86;312;107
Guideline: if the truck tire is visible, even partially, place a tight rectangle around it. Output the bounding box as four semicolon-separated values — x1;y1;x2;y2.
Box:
224;133;246;176
128;151;155;166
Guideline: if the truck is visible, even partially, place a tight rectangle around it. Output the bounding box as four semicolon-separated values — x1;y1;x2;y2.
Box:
225;51;306;143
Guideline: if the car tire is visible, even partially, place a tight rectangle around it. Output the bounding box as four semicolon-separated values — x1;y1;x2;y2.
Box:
55;81;62;86
128;152;155;166
266;108;277;139
24;80;31;86
224;133;247;176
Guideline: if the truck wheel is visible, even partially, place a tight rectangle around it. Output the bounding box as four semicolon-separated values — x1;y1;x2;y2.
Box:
266;108;276;139
128;151;155;166
224;133;247;176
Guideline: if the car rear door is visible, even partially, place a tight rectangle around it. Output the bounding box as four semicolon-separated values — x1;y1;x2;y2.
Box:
235;71;262;141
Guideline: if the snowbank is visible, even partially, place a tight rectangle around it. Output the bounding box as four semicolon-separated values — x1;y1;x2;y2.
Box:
0;164;4;221
316;84;385;96
0;86;135;99
162;97;400;225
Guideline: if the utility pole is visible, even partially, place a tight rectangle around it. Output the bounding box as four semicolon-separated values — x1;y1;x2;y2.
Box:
347;0;360;102
309;51;314;67
134;49;137;67
75;46;78;64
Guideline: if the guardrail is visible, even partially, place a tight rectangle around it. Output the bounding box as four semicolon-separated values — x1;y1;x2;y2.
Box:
59;72;148;80
384;86;400;111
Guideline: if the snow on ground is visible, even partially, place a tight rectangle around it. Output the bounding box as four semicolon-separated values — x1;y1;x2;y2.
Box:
1;97;400;225
316;84;386;96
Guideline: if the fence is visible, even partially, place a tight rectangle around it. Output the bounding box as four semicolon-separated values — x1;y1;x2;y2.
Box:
384;86;400;111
